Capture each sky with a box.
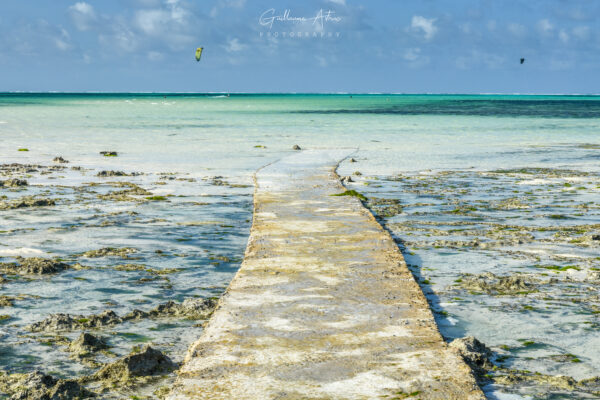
[0,0,599,93]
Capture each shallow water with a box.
[1,94,599,399]
[0,166,252,388]
[350,167,600,399]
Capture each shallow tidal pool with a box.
[0,158,253,398]
[345,161,600,400]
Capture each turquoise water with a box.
[1,94,599,399]
[2,94,599,174]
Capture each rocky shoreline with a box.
[0,156,251,399]
[347,163,600,399]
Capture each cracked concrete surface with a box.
[168,150,484,400]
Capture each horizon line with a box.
[1,91,600,96]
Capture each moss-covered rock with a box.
[0,197,55,210]
[114,264,183,275]
[97,184,152,202]
[494,197,530,210]
[27,310,121,333]
[494,370,578,390]
[96,170,127,177]
[0,179,28,188]
[0,257,70,275]
[1,371,95,400]
[456,272,537,295]
[79,247,137,258]
[450,336,494,378]
[68,332,109,355]
[91,346,176,385]
[27,298,217,332]
[123,298,217,321]
[367,197,403,217]
[52,157,69,164]
[0,296,13,306]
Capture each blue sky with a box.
[0,0,598,93]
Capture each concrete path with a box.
[169,150,484,400]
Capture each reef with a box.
[27,310,122,332]
[0,197,55,210]
[78,247,138,258]
[96,170,128,177]
[68,332,109,356]
[367,197,403,217]
[450,336,494,378]
[27,298,217,332]
[455,272,538,295]
[0,179,28,188]
[0,371,95,400]
[0,257,71,275]
[96,183,152,202]
[89,345,176,386]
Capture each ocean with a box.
[1,94,599,399]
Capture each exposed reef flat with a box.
[0,156,252,399]
[350,166,600,398]
[27,298,216,332]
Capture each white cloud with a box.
[99,18,138,53]
[328,0,346,5]
[8,20,74,55]
[54,28,71,51]
[70,2,94,16]
[68,2,96,31]
[559,29,569,43]
[537,19,553,35]
[224,38,246,53]
[147,51,164,61]
[410,16,437,40]
[402,47,429,67]
[79,0,198,57]
[135,9,170,35]
[134,2,187,36]
[54,40,69,50]
[403,47,420,62]
[132,0,192,50]
[166,0,187,24]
